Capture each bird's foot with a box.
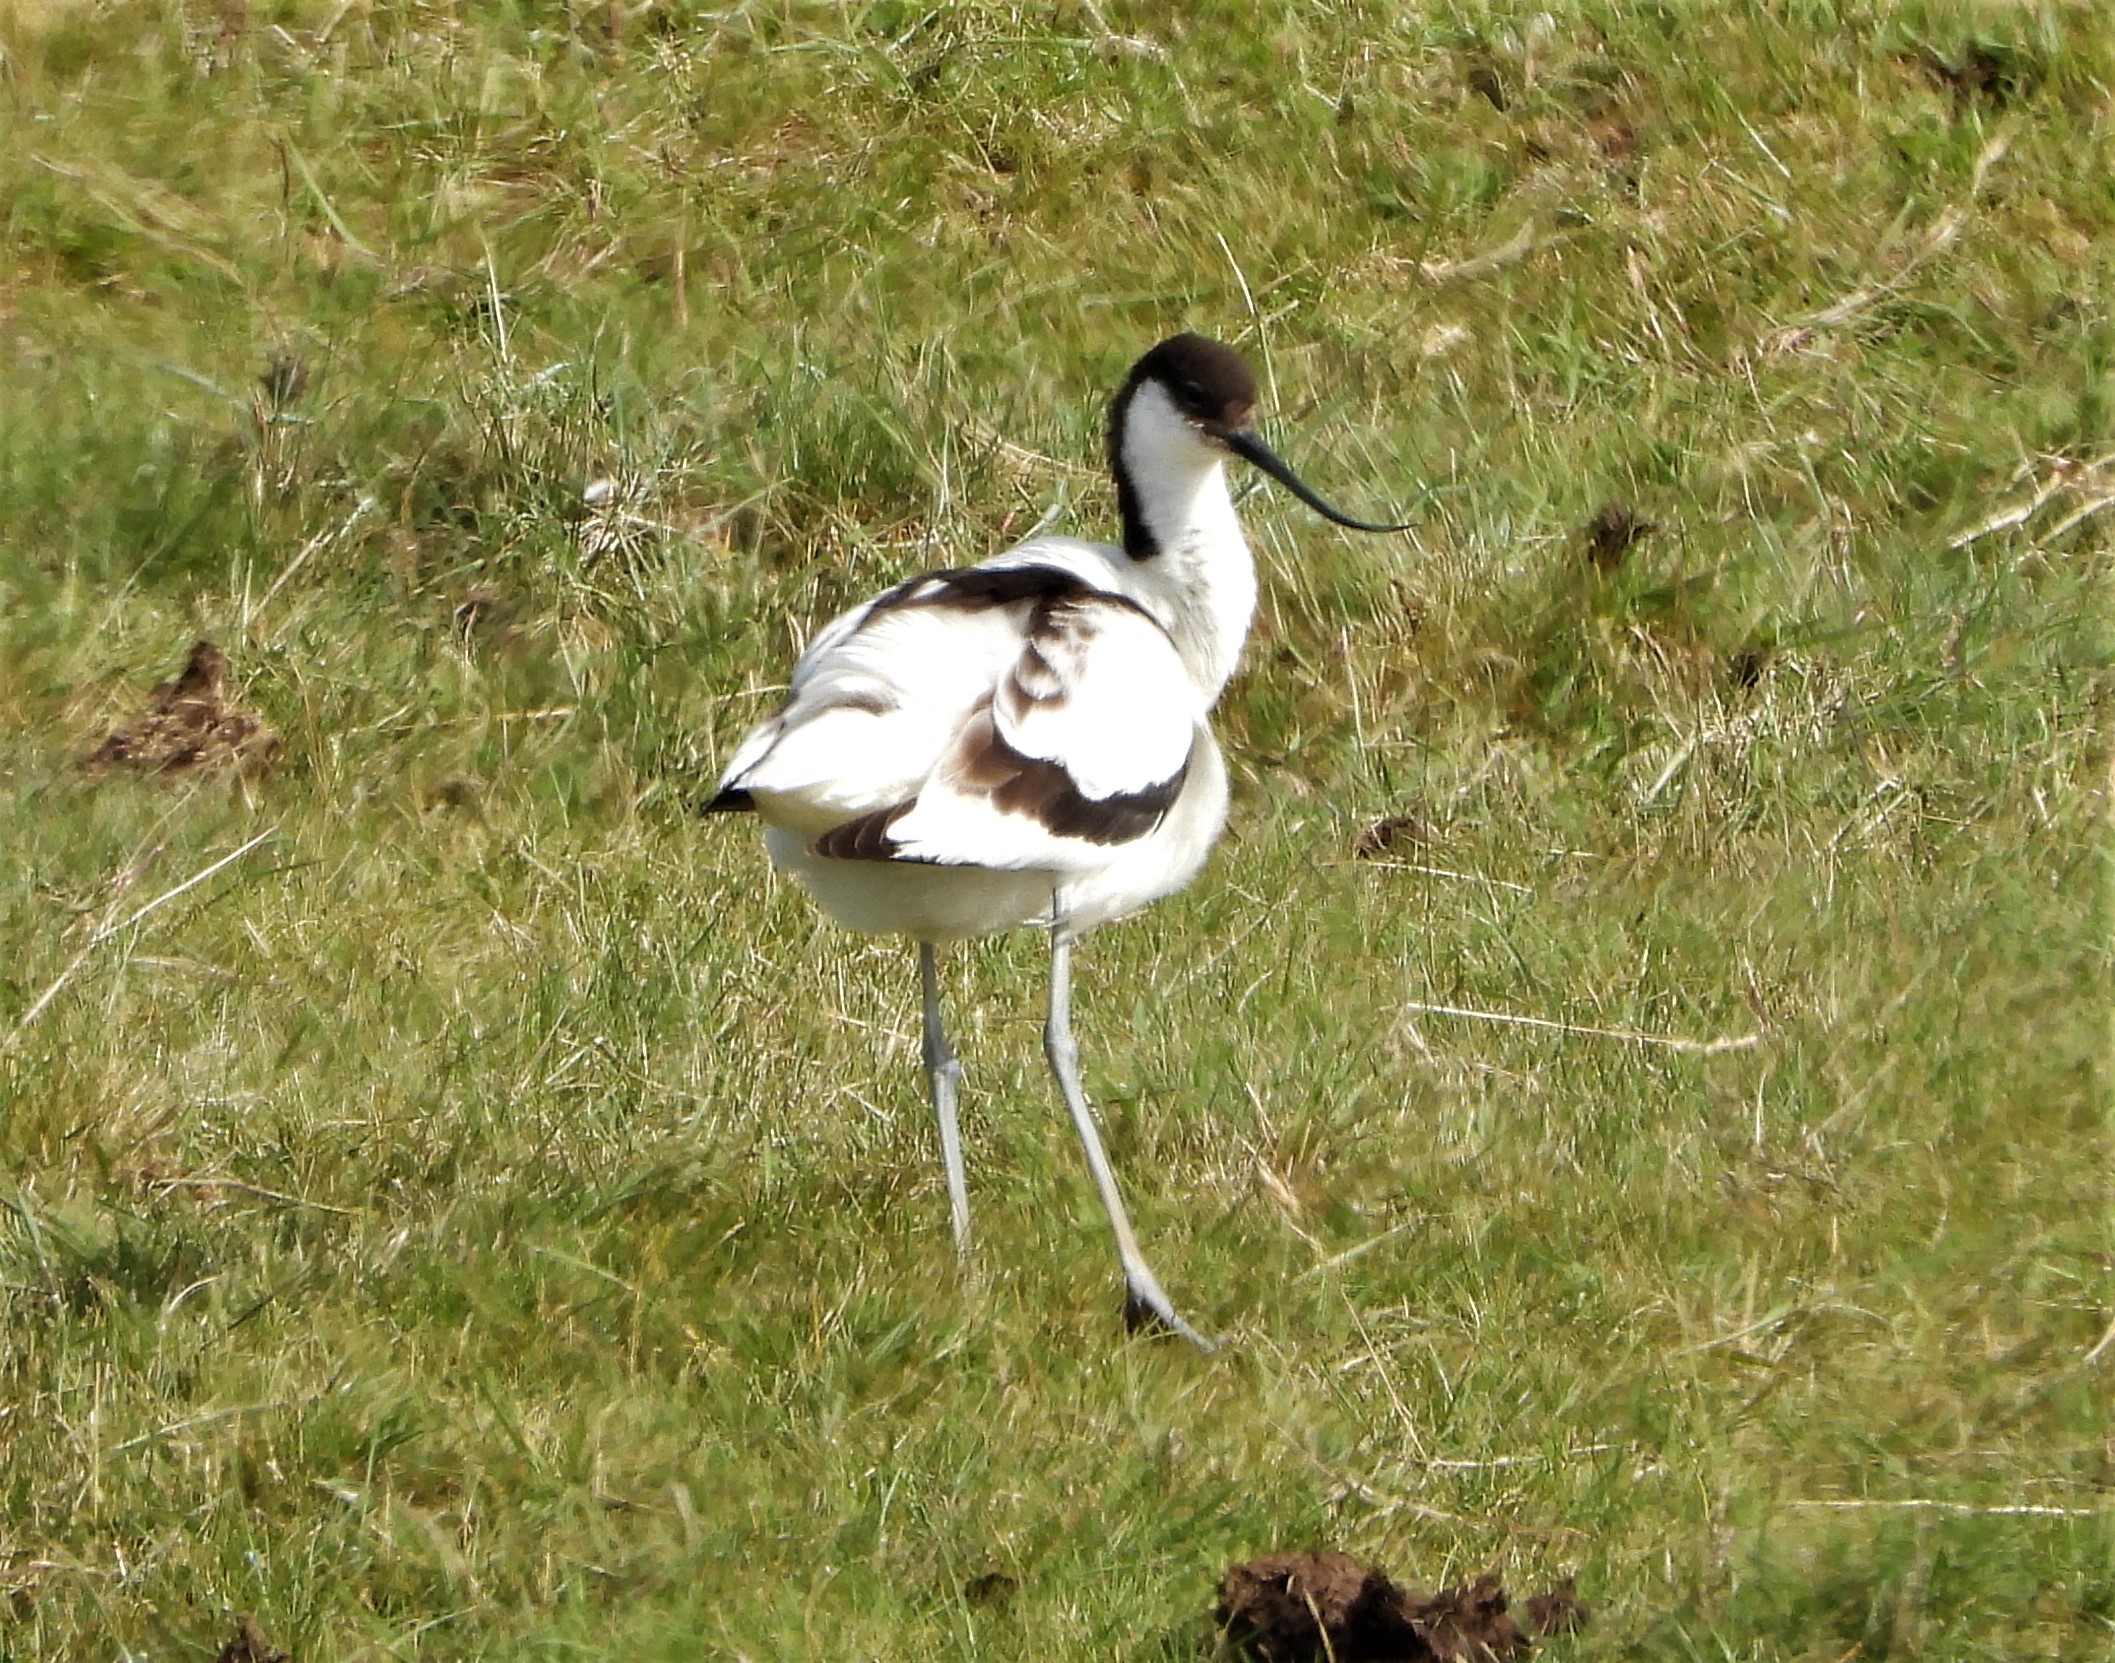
[1123,1279,1217,1352]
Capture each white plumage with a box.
[709,335,1407,1345]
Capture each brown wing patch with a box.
[811,800,915,860]
[995,592,1113,725]
[950,703,1188,846]
[808,703,1190,864]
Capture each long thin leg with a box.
[920,942,972,1257]
[1042,923,1213,1350]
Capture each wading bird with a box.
[706,335,1408,1346]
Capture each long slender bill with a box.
[1225,428,1415,534]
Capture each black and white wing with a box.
[714,558,1201,870]
[810,581,1200,871]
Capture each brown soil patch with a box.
[84,641,280,779]
[1725,643,1773,694]
[452,584,526,652]
[1582,502,1654,572]
[1216,1552,1586,1662]
[1911,42,2039,110]
[962,1570,1020,1606]
[216,1613,288,1663]
[1591,120,1638,164]
[1353,813,1430,860]
[453,584,508,636]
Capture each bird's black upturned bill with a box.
[1224,428,1415,534]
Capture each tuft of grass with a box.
[2,2,2110,1659]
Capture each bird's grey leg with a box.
[920,941,972,1258]
[1042,917,1213,1350]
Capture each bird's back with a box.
[712,534,1226,939]
[718,536,1170,838]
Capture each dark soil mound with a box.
[85,640,280,778]
[1217,1551,1587,1662]
[216,1613,288,1663]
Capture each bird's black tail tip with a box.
[699,786,755,815]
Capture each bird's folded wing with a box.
[715,596,1027,832]
[817,593,1199,870]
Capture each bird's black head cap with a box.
[1106,332,1413,559]
[1107,334,1259,558]
[1124,333,1258,431]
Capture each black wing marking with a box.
[809,700,1190,863]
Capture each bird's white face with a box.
[1117,378,1237,485]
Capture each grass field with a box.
[2,1,2111,1657]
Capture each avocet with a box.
[708,335,1407,1347]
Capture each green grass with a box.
[1,0,2110,1657]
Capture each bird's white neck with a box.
[1116,385,1259,705]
